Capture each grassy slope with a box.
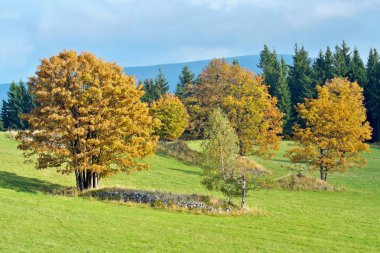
[0,134,379,252]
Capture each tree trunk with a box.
[320,167,327,182]
[241,175,246,210]
[75,170,99,191]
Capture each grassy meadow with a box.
[0,133,379,252]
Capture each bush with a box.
[276,174,339,191]
[157,140,202,165]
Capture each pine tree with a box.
[175,66,195,100]
[288,44,314,106]
[333,41,351,77]
[349,48,367,86]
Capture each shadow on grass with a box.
[0,171,67,194]
[166,167,201,176]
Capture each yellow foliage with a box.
[17,50,158,190]
[150,93,189,141]
[190,59,283,156]
[286,78,372,181]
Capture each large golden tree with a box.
[189,59,283,156]
[286,78,372,181]
[17,51,158,191]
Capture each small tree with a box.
[202,108,261,209]
[175,66,195,100]
[150,93,189,141]
[286,78,372,181]
[17,51,158,191]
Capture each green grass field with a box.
[0,133,379,252]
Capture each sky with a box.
[0,0,380,83]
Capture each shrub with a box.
[276,174,339,191]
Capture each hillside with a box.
[0,133,379,252]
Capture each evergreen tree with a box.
[175,66,195,100]
[312,50,326,86]
[349,48,367,86]
[258,45,280,96]
[288,44,314,106]
[0,81,34,130]
[141,78,156,104]
[141,68,169,104]
[324,46,335,81]
[155,68,169,96]
[366,49,380,142]
[333,41,351,77]
[275,57,292,135]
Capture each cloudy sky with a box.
[0,0,380,83]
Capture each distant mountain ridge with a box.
[0,54,293,104]
[124,54,293,91]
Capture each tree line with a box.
[3,41,380,143]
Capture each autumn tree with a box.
[17,51,158,191]
[190,59,283,156]
[150,93,189,141]
[286,78,371,181]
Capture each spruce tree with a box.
[288,44,314,106]
[324,46,335,81]
[366,49,380,142]
[0,81,33,130]
[275,57,292,135]
[175,66,195,100]
[333,41,351,77]
[258,45,280,96]
[141,68,169,104]
[312,50,326,86]
[141,78,156,104]
[349,48,367,86]
[155,68,169,96]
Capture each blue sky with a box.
[0,0,380,83]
